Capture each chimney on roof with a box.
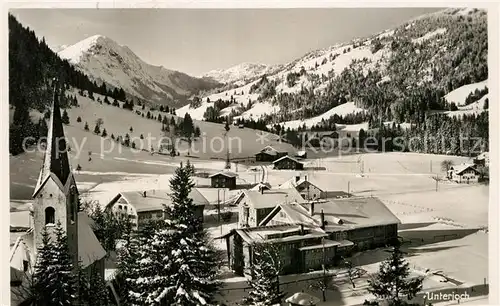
[320,209,325,230]
[309,201,315,216]
[304,175,307,181]
[260,186,264,194]
[295,175,300,182]
[299,224,304,235]
[143,191,147,197]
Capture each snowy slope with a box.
[202,62,282,85]
[277,102,366,130]
[58,35,220,106]
[176,8,486,129]
[444,80,488,106]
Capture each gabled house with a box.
[235,188,305,228]
[219,223,334,276]
[219,196,400,277]
[278,175,324,200]
[447,164,480,183]
[473,152,489,167]
[273,155,304,170]
[255,145,288,162]
[106,188,208,230]
[260,197,400,252]
[250,182,272,192]
[210,171,238,189]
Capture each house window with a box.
[23,260,29,272]
[45,207,55,225]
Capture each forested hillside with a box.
[8,14,129,155]
[182,8,489,155]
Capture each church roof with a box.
[10,212,107,276]
[33,81,72,197]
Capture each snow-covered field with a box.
[11,150,489,305]
[276,102,366,130]
[412,28,447,44]
[444,80,488,106]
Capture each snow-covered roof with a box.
[234,223,327,244]
[10,212,106,275]
[285,292,321,305]
[209,171,238,178]
[260,197,400,231]
[476,152,489,160]
[239,188,305,209]
[278,175,324,193]
[272,155,303,165]
[450,164,479,175]
[108,188,208,213]
[250,182,272,191]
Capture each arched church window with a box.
[45,207,55,225]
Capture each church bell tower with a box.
[32,79,79,268]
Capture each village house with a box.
[273,155,304,170]
[278,174,350,199]
[220,197,400,276]
[106,188,208,230]
[295,150,307,159]
[235,188,305,228]
[260,197,400,252]
[278,175,325,200]
[255,145,288,162]
[210,171,238,189]
[447,164,480,184]
[473,152,489,167]
[250,181,272,192]
[10,86,108,305]
[220,223,335,276]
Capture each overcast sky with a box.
[11,8,441,76]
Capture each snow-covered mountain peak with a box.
[57,35,220,106]
[202,62,280,84]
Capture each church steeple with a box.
[31,78,79,269]
[33,79,71,196]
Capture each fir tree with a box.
[61,109,70,125]
[79,263,111,306]
[94,124,101,135]
[165,161,200,234]
[76,116,82,123]
[126,224,177,305]
[364,241,423,306]
[242,243,285,305]
[101,128,108,138]
[129,126,133,133]
[159,162,221,305]
[33,222,78,306]
[84,122,89,131]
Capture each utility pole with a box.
[217,189,220,224]
[225,119,231,169]
[322,237,326,281]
